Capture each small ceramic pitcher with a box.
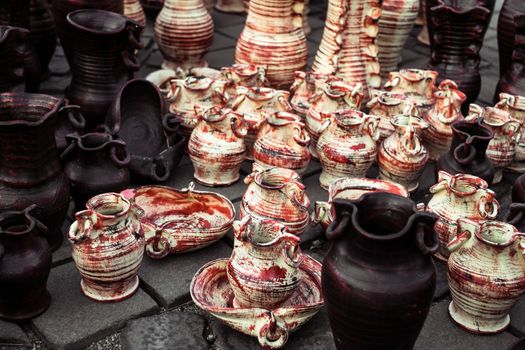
[69,193,145,302]
[448,218,525,334]
[496,93,525,172]
[289,71,337,118]
[384,69,438,114]
[220,64,267,99]
[227,216,303,309]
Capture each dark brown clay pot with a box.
[495,15,525,99]
[323,193,439,350]
[512,175,525,203]
[507,203,525,232]
[65,9,143,130]
[497,0,525,78]
[435,117,495,185]
[0,93,71,251]
[0,205,51,321]
[30,0,57,79]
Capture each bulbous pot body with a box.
[289,71,336,118]
[384,69,438,115]
[220,64,267,100]
[30,0,57,79]
[124,0,146,27]
[496,93,525,172]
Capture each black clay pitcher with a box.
[323,193,439,350]
[65,9,143,129]
[0,205,52,321]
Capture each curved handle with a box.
[24,204,49,235]
[365,116,380,140]
[281,235,303,268]
[231,114,248,138]
[151,157,171,182]
[212,86,229,105]
[60,138,78,161]
[448,229,472,253]
[121,51,140,71]
[402,102,419,117]
[162,113,181,134]
[310,201,330,227]
[326,211,350,241]
[59,105,86,130]
[453,142,476,165]
[232,215,252,241]
[277,95,293,112]
[415,221,439,255]
[477,194,499,219]
[289,188,310,211]
[69,211,95,243]
[504,120,522,142]
[167,84,181,103]
[257,312,288,349]
[110,143,131,167]
[289,71,305,93]
[293,125,310,146]
[400,127,422,155]
[145,226,170,259]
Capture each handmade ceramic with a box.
[448,218,525,334]
[384,69,438,114]
[290,72,336,118]
[0,205,51,321]
[0,93,71,251]
[496,93,525,172]
[513,174,525,203]
[220,64,267,99]
[317,110,379,189]
[422,80,466,160]
[378,114,429,192]
[240,167,310,236]
[497,0,525,79]
[69,193,144,302]
[324,193,438,349]
[425,171,499,260]
[188,107,247,186]
[29,0,57,79]
[215,0,245,13]
[253,112,310,174]
[124,0,146,27]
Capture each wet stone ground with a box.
[1,0,524,349]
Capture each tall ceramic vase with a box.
[30,0,57,79]
[496,15,525,99]
[124,0,146,27]
[154,0,214,72]
[496,93,525,172]
[497,0,525,79]
[235,0,308,89]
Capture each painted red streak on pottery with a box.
[260,266,287,281]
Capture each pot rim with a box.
[330,109,367,127]
[433,171,490,196]
[499,93,525,111]
[85,192,131,220]
[397,69,438,82]
[253,167,301,191]
[451,118,494,140]
[474,221,520,248]
[327,177,409,202]
[230,64,260,77]
[0,25,29,43]
[391,114,428,129]
[0,211,36,236]
[433,0,492,15]
[241,87,281,101]
[324,81,356,98]
[266,111,302,127]
[184,76,214,91]
[482,107,517,128]
[67,9,132,35]
[0,93,64,127]
[370,89,406,106]
[71,132,118,151]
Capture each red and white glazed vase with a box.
[235,0,307,89]
[69,193,145,302]
[227,216,303,309]
[496,93,525,172]
[425,171,499,261]
[448,218,525,334]
[306,80,364,158]
[253,112,311,174]
[422,80,466,160]
[317,110,379,190]
[378,114,429,192]
[188,107,247,186]
[154,0,214,72]
[384,68,438,114]
[290,72,337,118]
[240,167,310,236]
[220,64,267,100]
[124,0,146,27]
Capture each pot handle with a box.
[24,204,49,236]
[311,201,330,227]
[277,94,293,112]
[325,211,350,241]
[110,143,131,167]
[400,127,422,155]
[58,105,86,130]
[121,51,140,72]
[289,71,306,93]
[151,157,171,182]
[448,218,476,253]
[453,141,477,165]
[145,224,171,259]
[415,220,439,255]
[166,83,181,103]
[231,113,248,138]
[233,215,252,242]
[257,312,288,350]
[162,113,181,134]
[60,138,78,161]
[477,194,499,219]
[293,125,310,146]
[290,188,310,212]
[280,233,303,268]
[69,210,96,243]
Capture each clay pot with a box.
[0,92,71,251]
[155,0,213,72]
[378,114,429,192]
[497,0,525,78]
[30,0,57,79]
[240,167,310,236]
[508,203,525,231]
[62,132,131,210]
[496,93,525,172]
[323,193,438,350]
[253,112,310,174]
[235,0,307,89]
[0,205,51,321]
[69,192,144,302]
[448,218,525,334]
[228,216,303,309]
[124,0,146,27]
[384,68,438,114]
[220,64,268,100]
[215,0,245,13]
[425,171,499,261]
[422,80,466,160]
[513,174,525,203]
[188,107,247,186]
[317,110,379,190]
[290,72,337,118]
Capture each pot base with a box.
[448,301,510,334]
[0,291,51,322]
[80,276,139,302]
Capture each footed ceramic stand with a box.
[81,275,140,302]
[448,301,510,334]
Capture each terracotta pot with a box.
[215,0,245,13]
[496,93,525,172]
[0,205,51,321]
[317,110,379,190]
[188,107,247,186]
[69,192,144,302]
[124,0,146,27]
[65,10,143,129]
[253,112,310,174]
[425,171,499,261]
[240,167,310,236]
[290,72,337,119]
[306,80,364,158]
[384,68,438,114]
[312,0,382,98]
[0,93,71,251]
[235,0,307,89]
[448,218,525,334]
[62,132,131,210]
[421,80,466,160]
[228,216,303,309]
[324,193,438,349]
[30,0,57,79]
[497,0,525,78]
[378,114,429,192]
[155,0,213,72]
[220,64,268,99]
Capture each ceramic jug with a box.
[496,93,525,172]
[323,193,438,349]
[220,64,267,99]
[496,14,525,99]
[253,112,310,174]
[448,218,525,334]
[69,192,145,302]
[422,80,466,160]
[188,107,247,186]
[240,167,310,236]
[124,0,146,27]
[497,0,525,80]
[0,205,51,321]
[290,72,337,118]
[227,216,303,309]
[425,171,499,260]
[384,68,438,114]
[317,110,379,189]
[29,0,57,79]
[378,114,429,192]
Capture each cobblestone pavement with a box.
[2,0,524,349]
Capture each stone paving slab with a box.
[0,321,29,348]
[510,296,525,337]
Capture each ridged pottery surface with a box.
[253,112,310,174]
[306,80,364,158]
[69,193,145,302]
[29,0,57,78]
[220,64,268,99]
[240,167,310,236]
[377,0,419,81]
[425,171,499,261]
[447,219,525,334]
[235,0,308,89]
[422,80,466,160]
[188,107,247,186]
[312,0,382,98]
[384,68,438,114]
[497,0,525,77]
[496,93,525,172]
[290,72,338,118]
[317,110,379,190]
[124,0,146,27]
[378,114,429,192]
